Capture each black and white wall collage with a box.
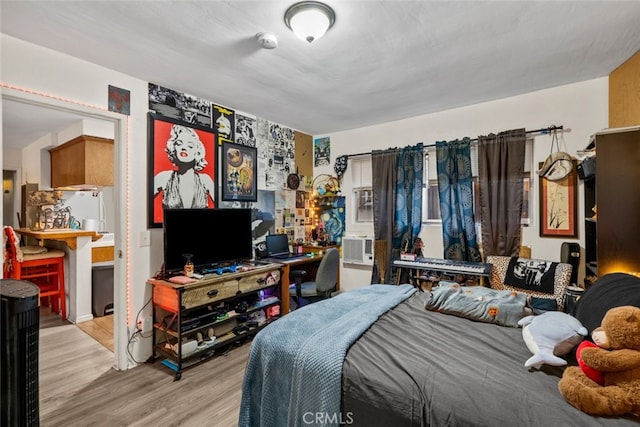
[148,83,306,246]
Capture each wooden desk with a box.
[16,228,103,323]
[300,244,340,255]
[265,252,340,314]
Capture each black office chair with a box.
[290,248,340,309]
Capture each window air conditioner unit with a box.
[342,236,374,266]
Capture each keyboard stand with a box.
[393,257,492,288]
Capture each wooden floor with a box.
[76,313,114,352]
[39,308,249,426]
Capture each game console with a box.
[200,264,239,276]
[216,264,238,275]
[232,325,249,335]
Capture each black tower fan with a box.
[1,280,40,426]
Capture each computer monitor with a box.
[265,234,290,257]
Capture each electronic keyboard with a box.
[393,257,492,277]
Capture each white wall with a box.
[3,147,21,171]
[315,78,609,290]
[1,34,151,368]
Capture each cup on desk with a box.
[82,219,101,231]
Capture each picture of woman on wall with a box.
[148,113,216,227]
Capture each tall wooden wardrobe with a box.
[586,127,640,280]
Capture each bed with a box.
[239,283,640,427]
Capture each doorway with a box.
[2,170,17,226]
[1,87,128,370]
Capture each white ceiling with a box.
[2,1,640,149]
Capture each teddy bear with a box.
[558,305,640,417]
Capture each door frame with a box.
[1,85,129,370]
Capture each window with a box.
[350,156,373,223]
[422,139,533,224]
[349,139,533,225]
[422,180,441,221]
[354,188,373,222]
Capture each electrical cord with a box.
[126,296,154,364]
[134,296,153,333]
[154,263,166,280]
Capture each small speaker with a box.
[577,156,596,180]
[561,242,580,285]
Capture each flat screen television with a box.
[163,208,253,275]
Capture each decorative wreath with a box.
[312,174,341,196]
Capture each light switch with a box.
[139,230,151,247]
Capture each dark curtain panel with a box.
[436,138,481,262]
[371,149,397,284]
[477,128,526,257]
[371,145,424,283]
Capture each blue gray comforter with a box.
[238,284,416,427]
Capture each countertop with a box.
[91,232,114,248]
[16,228,103,250]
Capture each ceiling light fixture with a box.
[284,1,336,43]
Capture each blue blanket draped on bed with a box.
[238,284,416,427]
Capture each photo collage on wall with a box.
[235,112,257,147]
[268,122,296,191]
[149,83,212,127]
[213,104,235,144]
[274,189,313,244]
[147,83,306,249]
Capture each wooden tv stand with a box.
[148,261,282,380]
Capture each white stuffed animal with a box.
[518,311,588,369]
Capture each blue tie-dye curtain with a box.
[435,138,481,262]
[394,144,424,251]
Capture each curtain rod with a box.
[345,125,564,159]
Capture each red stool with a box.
[3,226,67,320]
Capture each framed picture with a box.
[539,162,577,238]
[222,141,258,202]
[147,112,217,228]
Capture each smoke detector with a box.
[256,32,278,49]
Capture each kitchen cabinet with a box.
[50,135,114,188]
[91,246,114,263]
